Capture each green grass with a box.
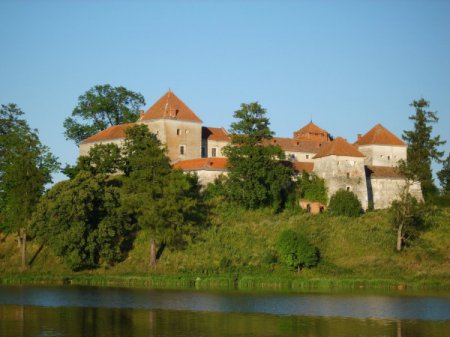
[1,206,449,291]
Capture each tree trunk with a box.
[149,238,157,268]
[396,224,403,252]
[21,228,27,270]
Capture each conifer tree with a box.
[223,102,293,211]
[402,99,445,198]
[0,104,59,269]
[437,154,450,197]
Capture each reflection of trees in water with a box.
[0,306,448,337]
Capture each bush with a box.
[328,189,362,217]
[276,230,319,272]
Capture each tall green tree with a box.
[64,84,145,144]
[121,125,203,267]
[30,171,134,270]
[402,99,446,198]
[437,153,450,197]
[222,102,293,211]
[0,104,59,269]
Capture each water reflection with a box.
[0,285,449,320]
[1,305,449,337]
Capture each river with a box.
[0,285,449,336]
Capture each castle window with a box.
[306,154,310,159]
[387,155,391,160]
[185,129,189,134]
[180,145,185,155]
[346,186,351,192]
[346,172,350,179]
[211,147,217,157]
[177,129,181,135]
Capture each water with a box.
[0,285,449,337]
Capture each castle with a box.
[79,90,423,210]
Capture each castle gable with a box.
[202,127,230,142]
[81,123,135,144]
[313,137,365,159]
[355,124,405,146]
[140,90,202,123]
[294,121,331,142]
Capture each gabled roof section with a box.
[202,127,230,142]
[294,121,331,142]
[140,90,202,123]
[313,137,365,159]
[365,166,404,179]
[173,158,228,171]
[265,137,327,153]
[81,123,135,144]
[355,124,405,146]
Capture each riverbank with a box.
[1,273,449,293]
[1,207,449,292]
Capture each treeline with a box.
[1,85,449,273]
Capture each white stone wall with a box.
[285,151,316,162]
[313,155,369,209]
[369,178,423,209]
[203,139,229,158]
[79,138,124,157]
[192,170,228,186]
[357,145,407,167]
[141,119,202,162]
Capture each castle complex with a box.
[80,91,422,210]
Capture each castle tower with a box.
[354,124,406,167]
[293,121,331,142]
[313,137,368,209]
[138,90,203,162]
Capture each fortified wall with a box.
[79,90,423,210]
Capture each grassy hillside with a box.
[1,206,449,289]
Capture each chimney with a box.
[138,110,145,120]
[357,134,362,141]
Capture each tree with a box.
[276,230,319,272]
[437,154,450,197]
[63,84,145,144]
[30,171,135,270]
[0,104,59,269]
[121,124,204,267]
[297,172,327,204]
[402,99,446,198]
[222,102,293,211]
[389,187,424,252]
[328,189,362,217]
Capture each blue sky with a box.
[1,0,449,184]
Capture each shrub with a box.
[328,189,362,217]
[276,230,319,272]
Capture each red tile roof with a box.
[313,137,365,159]
[291,161,314,173]
[140,90,202,123]
[202,127,230,142]
[365,165,404,178]
[173,158,228,171]
[355,124,405,146]
[294,121,331,142]
[81,123,135,144]
[264,137,327,153]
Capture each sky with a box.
[1,0,449,184]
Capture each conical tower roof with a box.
[313,137,365,159]
[355,124,405,146]
[140,90,202,123]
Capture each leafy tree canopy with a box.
[64,84,145,144]
[223,102,293,211]
[30,171,135,270]
[328,189,362,217]
[297,172,327,204]
[402,99,446,198]
[276,230,319,272]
